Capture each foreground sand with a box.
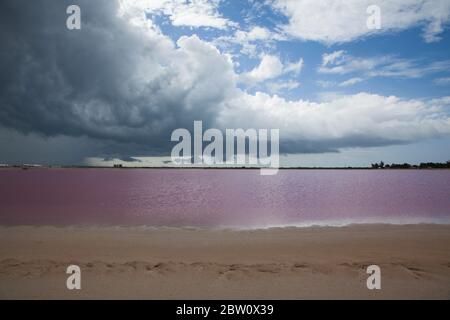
[0,224,449,299]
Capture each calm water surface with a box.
[0,169,449,228]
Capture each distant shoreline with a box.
[1,221,450,231]
[1,166,450,170]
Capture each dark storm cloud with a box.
[0,0,235,158]
[279,136,408,154]
[0,126,101,165]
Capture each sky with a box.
[0,0,450,167]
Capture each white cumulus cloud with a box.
[119,0,236,30]
[271,0,450,44]
[219,91,450,152]
[240,55,303,85]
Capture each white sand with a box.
[0,224,449,299]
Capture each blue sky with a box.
[151,0,450,101]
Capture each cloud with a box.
[271,0,450,44]
[434,77,450,86]
[213,26,285,58]
[284,59,304,75]
[1,0,450,162]
[339,77,365,87]
[319,50,450,79]
[369,60,450,78]
[267,81,301,94]
[319,51,385,75]
[219,91,450,153]
[0,0,236,155]
[240,55,303,85]
[0,126,105,165]
[118,0,236,30]
[240,55,283,84]
[322,50,346,66]
[316,80,336,89]
[236,26,274,42]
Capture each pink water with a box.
[0,169,449,228]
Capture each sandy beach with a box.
[0,224,449,300]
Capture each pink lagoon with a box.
[1,168,449,228]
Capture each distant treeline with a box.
[371,161,450,169]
